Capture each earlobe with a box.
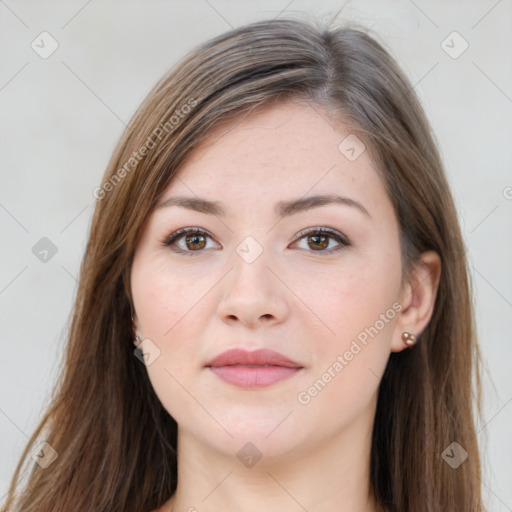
[391,250,442,352]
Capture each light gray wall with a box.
[1,1,511,509]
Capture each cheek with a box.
[294,249,401,341]
[131,260,213,422]
[131,253,215,339]
[294,269,399,426]
[130,253,228,381]
[292,243,402,398]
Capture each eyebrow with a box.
[156,193,370,219]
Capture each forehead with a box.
[158,99,389,218]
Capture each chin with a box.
[179,407,309,463]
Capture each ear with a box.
[391,250,442,353]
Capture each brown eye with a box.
[293,227,350,254]
[307,234,329,251]
[163,228,219,254]
[185,233,207,250]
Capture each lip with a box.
[206,348,301,368]
[205,348,303,389]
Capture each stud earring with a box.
[402,331,417,347]
[131,313,141,347]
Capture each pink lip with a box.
[205,348,303,389]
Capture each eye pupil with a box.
[308,235,328,250]
[186,234,206,250]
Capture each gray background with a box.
[1,0,511,509]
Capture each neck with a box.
[164,399,382,512]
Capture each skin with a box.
[131,98,441,512]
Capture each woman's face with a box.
[131,99,407,461]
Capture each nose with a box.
[216,247,290,329]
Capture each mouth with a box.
[205,348,303,389]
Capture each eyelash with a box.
[162,227,351,256]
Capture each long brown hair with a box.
[2,17,484,512]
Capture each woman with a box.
[2,17,485,512]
